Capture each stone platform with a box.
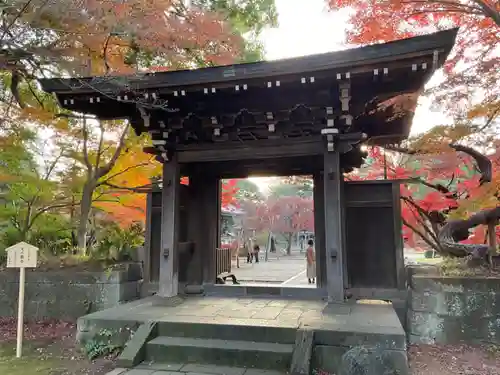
[78,295,408,374]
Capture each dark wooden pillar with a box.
[143,191,153,283]
[340,178,349,287]
[313,172,326,288]
[392,183,406,290]
[200,175,221,284]
[323,151,345,302]
[159,157,180,297]
[185,171,204,286]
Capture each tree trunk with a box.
[76,182,94,254]
[488,220,497,266]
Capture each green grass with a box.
[0,342,66,375]
[415,257,442,264]
[406,252,443,265]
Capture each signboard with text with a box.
[6,242,38,268]
[5,241,39,358]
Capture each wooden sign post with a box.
[6,241,38,358]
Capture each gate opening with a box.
[218,176,316,288]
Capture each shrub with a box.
[30,214,74,256]
[440,257,477,276]
[0,226,25,265]
[424,249,435,259]
[92,222,144,262]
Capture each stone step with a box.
[157,321,296,344]
[145,336,294,370]
[135,361,287,375]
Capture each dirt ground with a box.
[2,318,500,374]
[409,344,500,375]
[0,318,115,375]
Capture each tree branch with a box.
[10,71,25,108]
[402,217,441,252]
[402,0,484,13]
[25,77,45,108]
[103,182,154,193]
[402,196,442,245]
[97,161,152,187]
[0,0,34,44]
[478,105,500,132]
[81,117,93,172]
[471,0,500,26]
[96,123,130,179]
[450,143,492,184]
[27,201,79,233]
[43,148,64,180]
[95,121,105,169]
[102,34,112,74]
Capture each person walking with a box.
[246,239,253,263]
[253,244,260,263]
[306,239,316,284]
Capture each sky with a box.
[258,0,451,135]
[249,0,452,191]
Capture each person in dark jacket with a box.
[253,244,260,263]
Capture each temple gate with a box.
[40,28,457,303]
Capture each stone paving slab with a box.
[106,369,128,375]
[80,296,404,334]
[125,369,156,375]
[79,295,406,358]
[94,297,406,375]
[231,254,307,284]
[115,363,286,375]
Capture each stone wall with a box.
[408,272,500,344]
[0,263,143,320]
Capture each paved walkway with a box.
[230,252,313,286]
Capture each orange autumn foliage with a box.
[8,0,243,76]
[97,193,147,226]
[99,178,239,227]
[327,0,499,116]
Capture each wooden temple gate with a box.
[40,28,457,302]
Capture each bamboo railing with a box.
[216,247,232,275]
